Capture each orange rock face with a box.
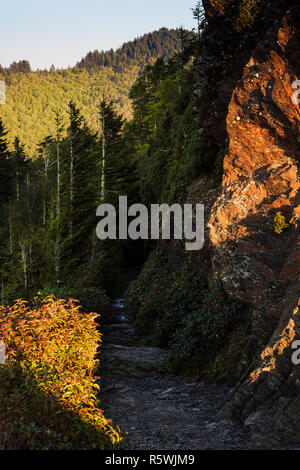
[163,1,300,444]
[209,11,300,314]
[206,5,300,443]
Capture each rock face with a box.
[162,0,300,446]
[201,1,300,445]
[152,0,300,446]
[209,6,300,328]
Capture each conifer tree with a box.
[98,99,138,205]
[191,1,206,38]
[53,111,64,288]
[12,137,27,203]
[65,101,98,274]
[0,119,12,210]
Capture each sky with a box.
[0,0,197,70]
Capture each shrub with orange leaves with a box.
[0,296,122,449]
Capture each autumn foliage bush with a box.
[0,296,121,449]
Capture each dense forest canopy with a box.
[0,24,201,305]
[76,28,185,69]
[0,60,32,74]
[0,28,193,156]
[1,0,300,450]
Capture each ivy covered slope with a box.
[125,249,250,381]
[0,28,185,155]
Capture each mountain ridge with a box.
[76,28,185,70]
[0,28,187,155]
[1,28,185,73]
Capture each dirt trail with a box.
[98,300,257,450]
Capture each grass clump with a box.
[0,296,121,449]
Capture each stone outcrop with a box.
[161,0,300,446]
[201,0,300,445]
[209,5,300,329]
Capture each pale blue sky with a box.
[1,0,197,70]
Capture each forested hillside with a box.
[76,28,183,69]
[0,14,202,448]
[0,25,198,306]
[0,28,187,155]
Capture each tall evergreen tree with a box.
[0,119,13,210]
[65,101,98,274]
[191,1,206,38]
[99,99,124,203]
[53,111,65,288]
[98,99,138,206]
[12,137,27,203]
[0,120,14,303]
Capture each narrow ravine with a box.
[98,299,258,450]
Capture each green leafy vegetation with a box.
[234,0,259,32]
[125,249,246,377]
[126,32,220,206]
[37,286,112,324]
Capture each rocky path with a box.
[98,300,256,450]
